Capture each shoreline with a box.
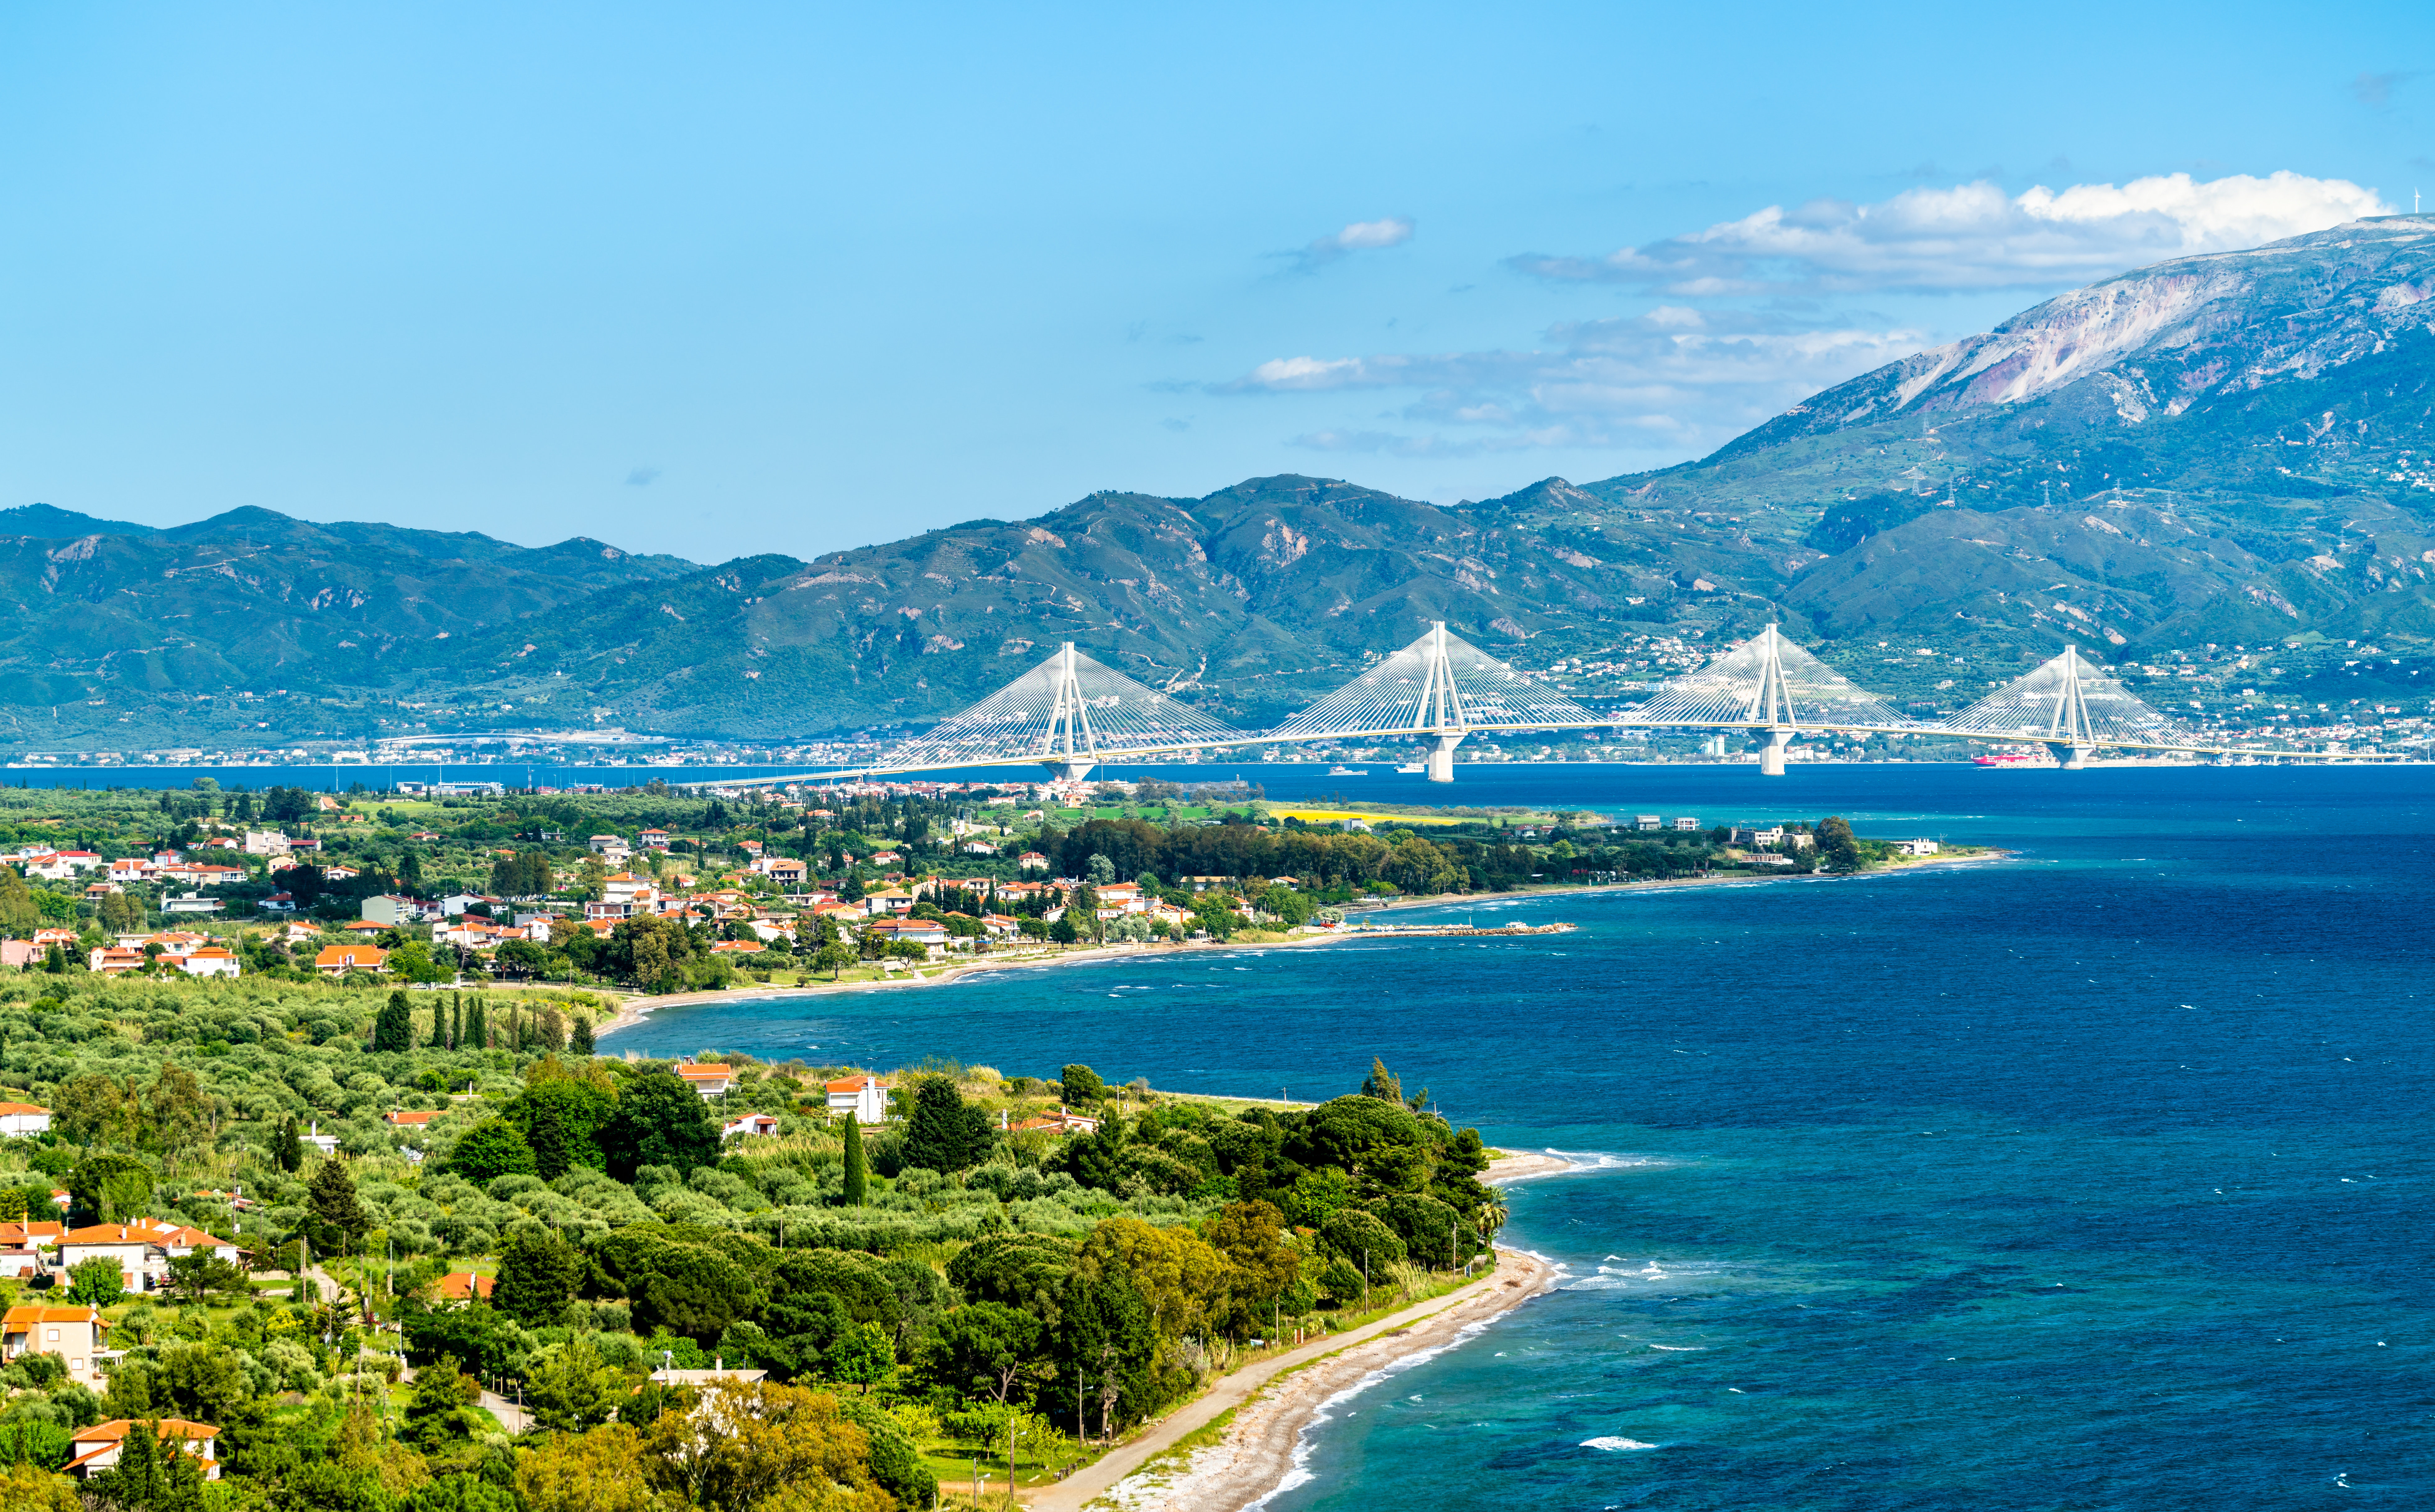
[1050,1151,1585,1511]
[1030,1247,1559,1512]
[594,850,2007,1042]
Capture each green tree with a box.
[372,990,416,1053]
[568,1012,595,1055]
[144,1064,211,1163]
[403,1356,484,1452]
[273,1115,305,1174]
[1056,1268,1159,1443]
[1817,815,1863,871]
[444,1118,537,1184]
[840,1116,867,1207]
[525,1335,630,1433]
[494,1227,586,1326]
[920,1301,1043,1408]
[390,941,446,984]
[305,1157,370,1256]
[465,997,489,1050]
[1358,1057,1402,1105]
[822,1321,895,1394]
[1060,1064,1105,1108]
[54,1075,140,1147]
[67,1254,125,1307]
[0,865,40,935]
[597,1069,721,1181]
[509,1078,615,1181]
[901,1078,993,1174]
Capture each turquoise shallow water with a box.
[615,765,2434,1510]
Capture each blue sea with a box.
[603,762,2431,1509]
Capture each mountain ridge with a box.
[7,218,2433,749]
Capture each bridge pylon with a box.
[1041,642,1098,782]
[1943,642,2189,765]
[1269,620,1597,783]
[1749,624,1799,777]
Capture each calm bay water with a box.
[602,763,2428,1508]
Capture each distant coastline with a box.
[593,850,2009,1042]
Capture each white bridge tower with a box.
[1417,622,1469,781]
[1041,642,1098,782]
[1747,624,1799,776]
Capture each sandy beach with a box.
[1027,1248,1558,1512]
[594,851,2005,1041]
[1024,1150,1584,1511]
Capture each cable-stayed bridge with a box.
[698,623,2367,790]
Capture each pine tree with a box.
[841,1114,868,1207]
[569,1012,595,1056]
[371,991,414,1053]
[306,1156,369,1256]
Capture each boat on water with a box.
[1395,762,1427,774]
[1973,748,2059,769]
[1328,764,1368,776]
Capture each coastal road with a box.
[1024,1248,1552,1512]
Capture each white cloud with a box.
[1223,307,1927,456]
[1510,171,2394,294]
[1286,216,1416,272]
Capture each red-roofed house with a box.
[384,1110,444,1127]
[438,1271,495,1302]
[675,1063,737,1099]
[66,1419,222,1480]
[315,945,389,977]
[721,1112,780,1138]
[825,1074,890,1124]
[2,1303,110,1386]
[0,1101,50,1137]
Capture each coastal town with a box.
[0,779,1954,995]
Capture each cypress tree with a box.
[467,997,488,1050]
[371,990,414,1054]
[275,1115,304,1173]
[841,1114,868,1207]
[569,1012,595,1056]
[450,998,462,1051]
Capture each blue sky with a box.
[2,2,2429,563]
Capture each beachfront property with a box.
[1670,816,1700,831]
[0,1101,51,1136]
[825,1074,890,1124]
[1896,838,1941,855]
[2,1304,111,1387]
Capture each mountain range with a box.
[8,215,2434,751]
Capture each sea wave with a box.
[1581,1436,1660,1451]
[1245,1311,1510,1509]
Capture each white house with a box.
[722,1112,780,1139]
[301,1120,341,1156]
[242,830,292,857]
[0,1101,51,1137]
[675,1063,737,1100]
[825,1074,890,1124]
[57,1225,156,1291]
[1670,816,1701,831]
[1897,838,1941,856]
[176,947,242,979]
[65,1419,222,1481]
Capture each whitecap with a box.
[1581,1436,1659,1451]
[1648,1344,1706,1351]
